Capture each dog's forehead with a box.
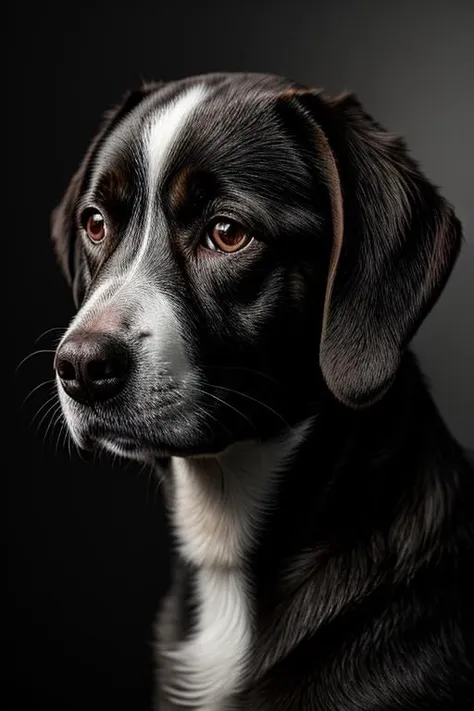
[138,72,299,137]
[94,77,305,188]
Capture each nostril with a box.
[86,353,129,383]
[87,359,111,381]
[56,358,77,381]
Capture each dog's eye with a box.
[84,211,106,243]
[203,219,252,253]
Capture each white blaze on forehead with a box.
[147,84,207,186]
[123,84,207,284]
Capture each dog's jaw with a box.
[156,419,312,710]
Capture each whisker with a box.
[66,427,73,461]
[210,383,292,431]
[75,442,88,464]
[31,393,59,427]
[193,385,255,429]
[57,418,70,458]
[49,411,66,454]
[15,349,56,374]
[193,401,233,439]
[41,405,63,452]
[35,400,61,435]
[21,379,55,409]
[61,417,72,461]
[33,326,66,347]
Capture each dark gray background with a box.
[9,1,473,708]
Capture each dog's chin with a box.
[60,400,236,462]
[98,437,166,462]
[95,432,231,463]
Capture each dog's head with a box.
[51,73,462,460]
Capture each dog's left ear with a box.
[288,90,462,408]
[51,83,161,306]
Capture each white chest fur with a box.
[159,422,311,710]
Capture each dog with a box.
[51,73,473,710]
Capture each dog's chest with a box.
[157,428,309,709]
[159,564,250,711]
[158,452,260,709]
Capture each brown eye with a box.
[85,212,106,243]
[204,219,252,253]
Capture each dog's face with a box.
[51,73,461,461]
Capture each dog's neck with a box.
[168,419,313,569]
[165,353,464,580]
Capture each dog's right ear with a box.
[51,84,161,306]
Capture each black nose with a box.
[55,333,130,404]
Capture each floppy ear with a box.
[51,83,161,306]
[290,91,462,407]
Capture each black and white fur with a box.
[51,73,474,710]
